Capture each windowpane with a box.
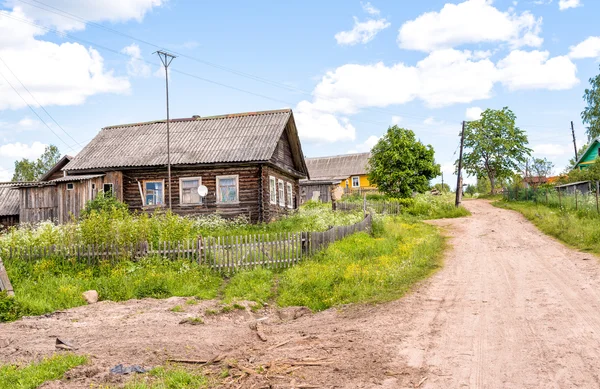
[145,181,163,206]
[269,177,276,204]
[278,180,285,206]
[352,176,360,187]
[218,176,238,203]
[181,178,201,205]
[286,183,293,208]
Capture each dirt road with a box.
[3,200,600,388]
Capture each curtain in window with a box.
[219,178,237,203]
[182,179,201,204]
[145,182,163,205]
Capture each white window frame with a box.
[103,183,114,196]
[179,177,203,206]
[351,176,360,188]
[278,179,285,207]
[216,175,239,204]
[66,183,74,191]
[269,176,277,204]
[143,180,164,206]
[286,182,293,209]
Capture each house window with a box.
[103,183,114,196]
[352,176,360,188]
[66,183,74,191]
[180,177,202,205]
[144,181,164,206]
[91,183,96,190]
[278,179,285,207]
[286,182,293,209]
[216,175,238,204]
[269,176,277,204]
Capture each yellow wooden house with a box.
[299,153,376,202]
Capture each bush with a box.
[0,291,28,322]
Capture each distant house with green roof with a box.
[574,138,600,170]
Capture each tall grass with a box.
[0,202,364,252]
[495,200,600,253]
[0,354,88,389]
[1,258,222,321]
[277,216,444,310]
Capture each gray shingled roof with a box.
[65,109,297,171]
[304,153,371,182]
[0,186,19,216]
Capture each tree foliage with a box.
[582,65,600,140]
[368,126,440,198]
[529,158,554,179]
[433,183,450,193]
[565,143,588,172]
[12,145,61,182]
[461,107,531,194]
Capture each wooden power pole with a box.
[455,121,466,207]
[571,121,578,161]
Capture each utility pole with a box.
[441,173,444,192]
[571,121,578,162]
[155,50,176,210]
[455,121,466,207]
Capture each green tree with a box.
[433,183,450,193]
[465,184,477,196]
[461,107,531,194]
[368,126,441,198]
[565,143,588,171]
[475,177,491,194]
[12,145,61,182]
[582,65,600,140]
[528,157,554,181]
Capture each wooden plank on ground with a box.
[0,256,14,296]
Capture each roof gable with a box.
[575,138,600,167]
[305,153,370,181]
[39,155,72,181]
[64,109,307,173]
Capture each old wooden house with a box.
[300,153,375,203]
[10,109,309,224]
[0,184,19,229]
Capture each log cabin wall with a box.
[261,165,299,223]
[121,165,262,222]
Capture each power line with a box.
[0,66,73,151]
[0,54,83,148]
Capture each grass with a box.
[495,200,600,254]
[122,365,210,389]
[0,354,88,389]
[1,257,222,322]
[277,215,445,310]
[223,268,274,304]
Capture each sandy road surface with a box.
[2,200,600,388]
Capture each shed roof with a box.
[64,109,307,175]
[555,180,590,188]
[304,153,370,182]
[39,155,73,181]
[0,186,19,216]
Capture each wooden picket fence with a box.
[1,214,372,273]
[0,256,14,296]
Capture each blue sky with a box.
[0,0,599,188]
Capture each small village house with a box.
[573,138,600,170]
[300,153,376,203]
[0,184,19,230]
[6,109,309,224]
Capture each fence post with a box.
[197,236,203,265]
[558,189,562,208]
[575,189,578,211]
[597,181,599,214]
[545,189,548,205]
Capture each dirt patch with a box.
[5,201,600,388]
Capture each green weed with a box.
[0,354,87,389]
[223,268,274,304]
[277,216,444,311]
[123,365,209,388]
[170,305,184,313]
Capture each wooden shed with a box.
[0,184,19,230]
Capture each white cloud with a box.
[0,7,133,110]
[423,117,444,125]
[0,166,11,181]
[466,107,483,120]
[361,2,380,15]
[569,36,600,59]
[4,0,165,32]
[335,17,391,46]
[122,43,152,77]
[559,0,581,10]
[294,100,356,143]
[391,115,402,125]
[533,143,572,156]
[397,0,543,52]
[348,135,380,153]
[497,50,578,91]
[0,141,47,159]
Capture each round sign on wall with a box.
[197,185,208,197]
